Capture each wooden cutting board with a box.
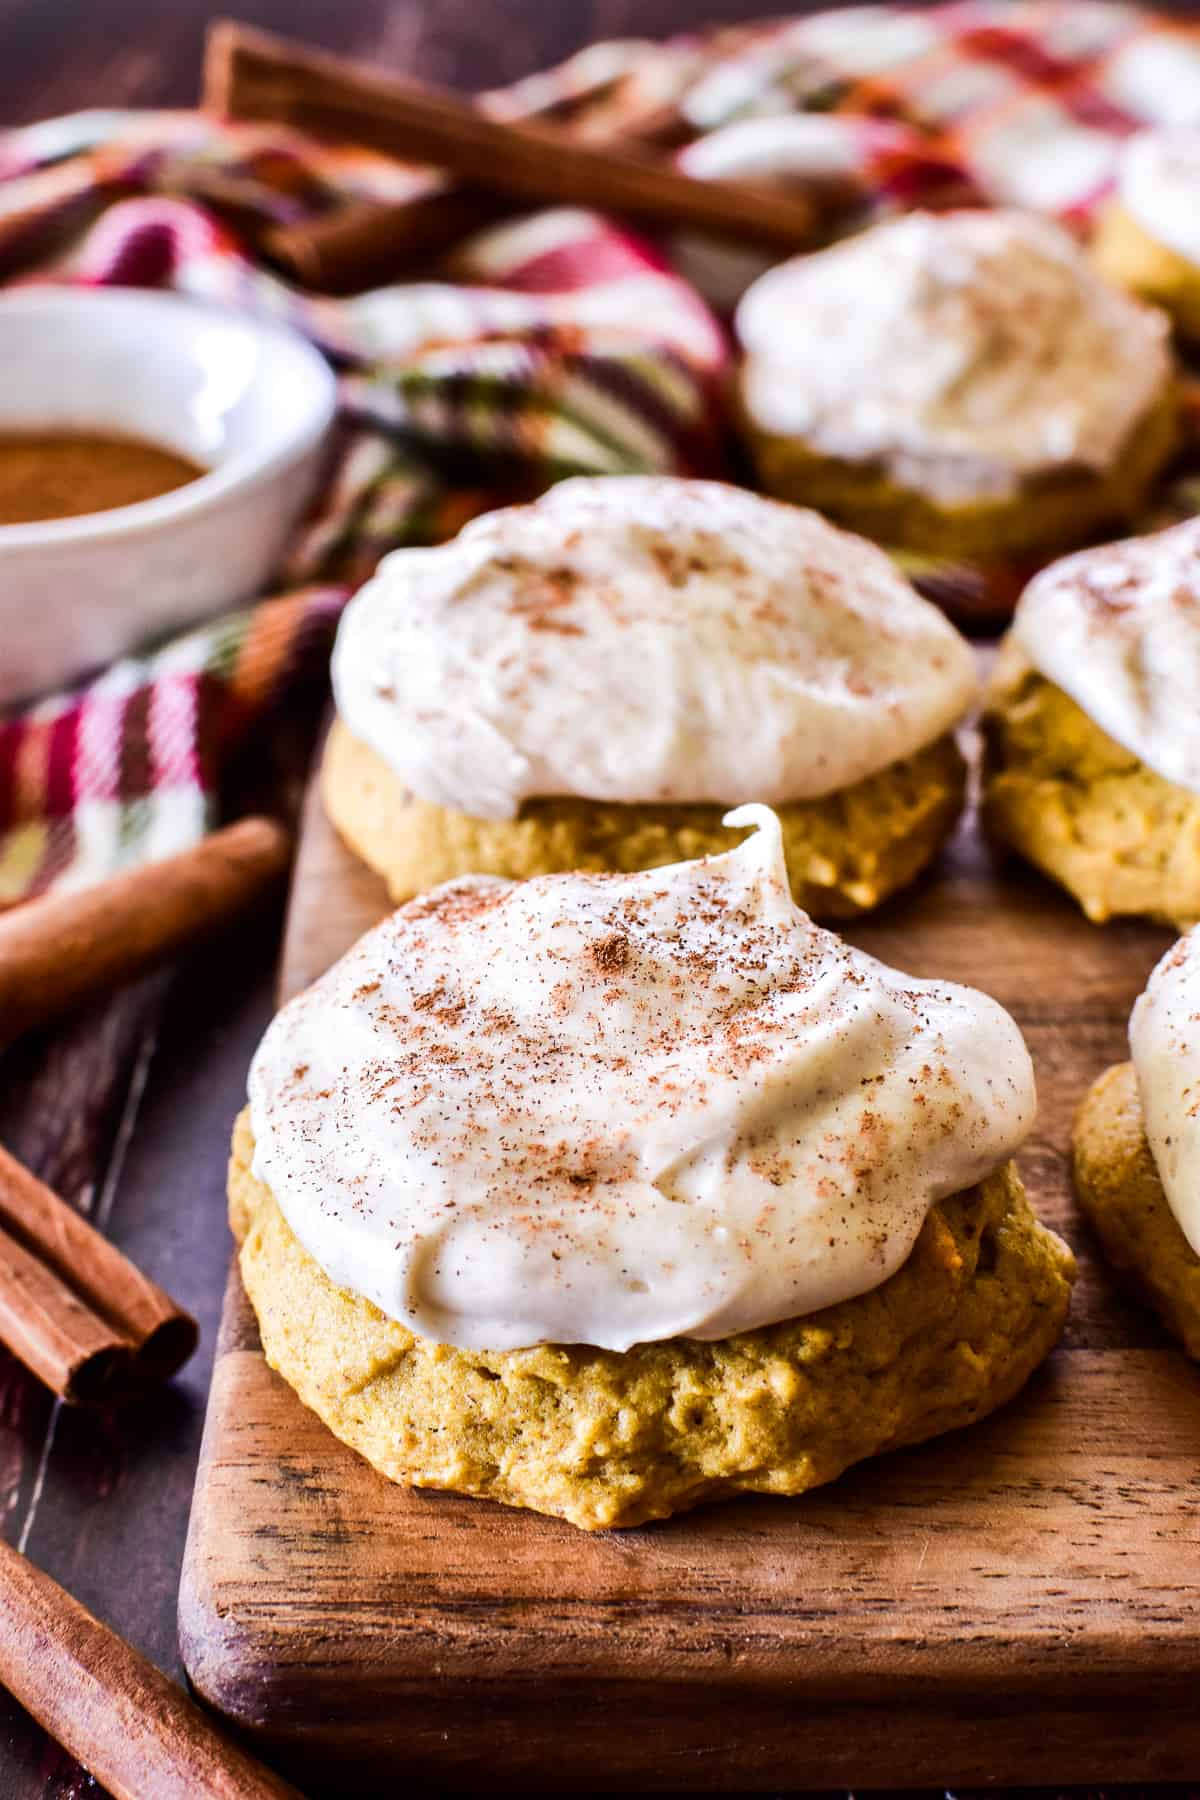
[180,731,1200,1795]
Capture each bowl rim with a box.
[0,288,338,549]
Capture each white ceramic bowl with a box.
[0,288,338,705]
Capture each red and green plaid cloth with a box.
[4,0,1200,906]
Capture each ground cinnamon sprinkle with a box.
[0,431,205,525]
[248,810,1033,1358]
[589,932,631,975]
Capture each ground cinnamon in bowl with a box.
[0,431,206,525]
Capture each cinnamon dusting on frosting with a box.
[331,476,975,821]
[1131,924,1200,1254]
[248,807,1034,1352]
[590,931,631,976]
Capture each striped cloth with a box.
[0,140,726,902]
[3,2,1200,904]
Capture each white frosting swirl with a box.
[1010,516,1200,796]
[248,808,1036,1353]
[331,476,975,820]
[735,210,1171,504]
[1118,130,1200,269]
[1131,926,1200,1256]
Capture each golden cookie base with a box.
[981,659,1200,930]
[322,718,967,918]
[230,1111,1074,1531]
[1073,1061,1200,1359]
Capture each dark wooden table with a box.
[2,2,1199,1797]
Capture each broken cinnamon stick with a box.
[0,816,291,1051]
[0,1143,196,1404]
[0,1537,302,1798]
[206,22,822,255]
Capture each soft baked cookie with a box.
[981,519,1200,929]
[1072,930,1200,1356]
[981,657,1200,929]
[327,475,977,912]
[323,715,966,916]
[1094,131,1200,342]
[735,210,1177,561]
[231,1117,1074,1531]
[234,807,1073,1530]
[1073,1063,1200,1358]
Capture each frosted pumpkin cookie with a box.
[1094,132,1200,342]
[735,210,1177,560]
[231,807,1075,1531]
[1073,929,1200,1356]
[326,476,976,916]
[982,517,1200,929]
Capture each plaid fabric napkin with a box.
[0,119,726,903]
[3,2,1200,906]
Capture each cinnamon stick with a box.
[0,1537,302,1798]
[206,22,821,255]
[0,1143,196,1404]
[264,185,510,293]
[215,30,690,290]
[0,816,290,1051]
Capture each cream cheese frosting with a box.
[1009,516,1200,796]
[1118,130,1200,269]
[247,806,1036,1353]
[331,475,976,821]
[735,209,1172,505]
[1131,926,1200,1256]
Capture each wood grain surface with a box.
[178,730,1200,1793]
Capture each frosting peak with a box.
[248,810,1036,1352]
[1131,926,1200,1254]
[1010,516,1200,795]
[736,209,1171,504]
[331,475,976,820]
